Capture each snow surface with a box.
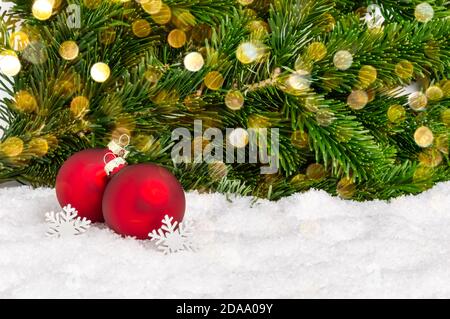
[0,183,449,298]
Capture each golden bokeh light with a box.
[132,19,152,38]
[204,71,224,91]
[59,41,79,60]
[414,126,434,148]
[333,50,353,70]
[32,0,53,21]
[225,90,245,111]
[426,86,443,101]
[9,31,30,51]
[151,3,171,25]
[347,90,369,110]
[228,128,249,148]
[306,163,326,180]
[90,62,111,83]
[306,42,327,62]
[358,65,377,88]
[0,50,21,76]
[184,52,204,72]
[70,96,90,117]
[0,137,24,157]
[167,29,187,48]
[395,60,414,79]
[408,92,428,111]
[387,104,406,123]
[14,90,38,113]
[141,0,162,15]
[336,177,356,199]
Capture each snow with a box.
[0,183,449,298]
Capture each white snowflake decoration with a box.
[45,204,91,238]
[148,215,195,254]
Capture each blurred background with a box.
[1,2,19,187]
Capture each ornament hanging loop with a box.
[103,152,127,176]
[108,134,130,159]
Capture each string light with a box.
[172,11,195,31]
[415,3,434,23]
[358,65,377,88]
[414,126,434,148]
[247,20,269,39]
[291,130,309,149]
[408,92,428,111]
[90,62,111,83]
[84,0,102,9]
[306,163,326,180]
[322,13,335,32]
[151,3,171,25]
[441,80,450,97]
[336,177,356,199]
[59,41,79,60]
[442,109,450,127]
[435,135,448,155]
[0,50,21,76]
[426,86,443,101]
[228,128,249,148]
[418,148,442,168]
[347,90,369,110]
[208,161,228,181]
[333,50,353,70]
[144,67,162,84]
[184,52,204,72]
[225,90,245,111]
[236,42,265,64]
[99,28,116,45]
[291,174,306,184]
[141,0,162,15]
[132,19,152,38]
[316,109,334,127]
[387,104,406,123]
[14,90,38,113]
[306,42,327,62]
[32,0,53,21]
[168,29,187,48]
[0,137,24,157]
[395,60,414,79]
[28,138,49,157]
[9,31,30,51]
[70,96,90,117]
[238,0,254,5]
[204,71,224,90]
[287,72,311,91]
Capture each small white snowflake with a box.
[45,204,91,238]
[148,215,195,254]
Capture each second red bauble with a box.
[102,164,186,239]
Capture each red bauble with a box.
[56,149,110,222]
[102,164,186,239]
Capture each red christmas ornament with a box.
[102,164,186,239]
[56,148,110,223]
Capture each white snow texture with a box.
[0,183,449,298]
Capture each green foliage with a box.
[0,0,449,201]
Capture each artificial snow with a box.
[0,183,449,298]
